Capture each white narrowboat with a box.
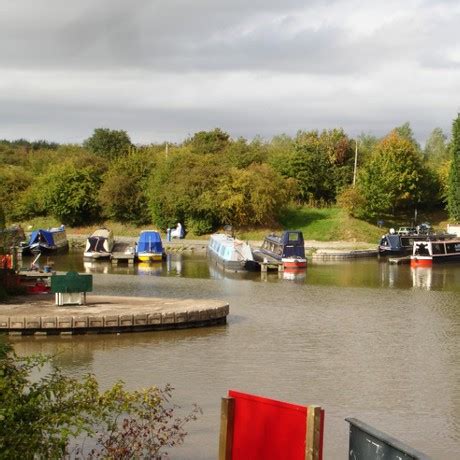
[207,233,258,272]
[410,238,460,267]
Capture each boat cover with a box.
[137,231,163,253]
[29,230,54,246]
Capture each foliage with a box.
[188,128,230,155]
[447,114,460,222]
[84,128,132,160]
[147,151,224,234]
[0,139,59,151]
[0,165,33,221]
[218,164,295,227]
[0,337,200,459]
[99,148,156,225]
[269,129,353,205]
[425,127,449,165]
[337,185,368,219]
[38,163,103,226]
[356,133,379,167]
[394,121,421,151]
[357,132,435,219]
[225,137,267,168]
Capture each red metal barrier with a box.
[219,390,324,460]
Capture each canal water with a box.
[11,252,460,459]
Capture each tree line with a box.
[1,117,460,234]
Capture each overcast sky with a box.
[1,0,459,144]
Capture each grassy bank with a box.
[11,206,450,244]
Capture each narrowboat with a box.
[378,230,455,256]
[410,238,460,266]
[252,231,307,269]
[135,231,165,262]
[207,233,259,272]
[83,228,114,259]
[378,233,428,256]
[22,225,69,255]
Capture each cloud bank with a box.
[1,0,459,143]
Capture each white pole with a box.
[353,139,358,186]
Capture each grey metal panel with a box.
[346,418,431,460]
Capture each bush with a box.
[337,186,367,219]
[0,338,200,459]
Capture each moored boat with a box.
[22,225,69,255]
[252,231,307,269]
[207,233,258,272]
[378,233,430,256]
[410,238,460,266]
[83,228,114,259]
[379,230,455,256]
[136,231,165,262]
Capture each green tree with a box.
[358,132,434,218]
[447,115,460,222]
[39,163,103,226]
[99,148,156,225]
[218,164,295,227]
[356,133,379,167]
[0,338,200,459]
[147,150,224,234]
[84,128,132,160]
[425,127,449,165]
[0,166,33,220]
[394,121,421,151]
[188,128,230,155]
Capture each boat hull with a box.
[137,253,163,262]
[282,257,307,269]
[28,242,69,255]
[83,251,111,260]
[207,248,258,272]
[207,233,258,272]
[410,256,432,267]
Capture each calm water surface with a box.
[12,252,460,458]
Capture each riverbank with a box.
[66,234,378,257]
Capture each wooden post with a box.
[305,405,322,460]
[219,397,235,460]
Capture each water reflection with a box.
[136,262,163,276]
[411,266,432,290]
[18,250,460,292]
[282,268,307,282]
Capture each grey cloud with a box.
[0,93,452,145]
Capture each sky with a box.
[1,0,460,145]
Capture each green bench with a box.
[51,271,93,306]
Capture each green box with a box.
[51,271,93,294]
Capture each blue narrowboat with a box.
[252,231,307,268]
[22,225,69,255]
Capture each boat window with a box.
[445,243,460,254]
[415,243,429,255]
[288,233,299,242]
[432,243,445,255]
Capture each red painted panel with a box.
[228,390,308,460]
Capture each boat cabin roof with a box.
[90,228,112,238]
[264,231,304,246]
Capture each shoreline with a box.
[66,234,378,258]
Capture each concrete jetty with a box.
[0,295,229,335]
